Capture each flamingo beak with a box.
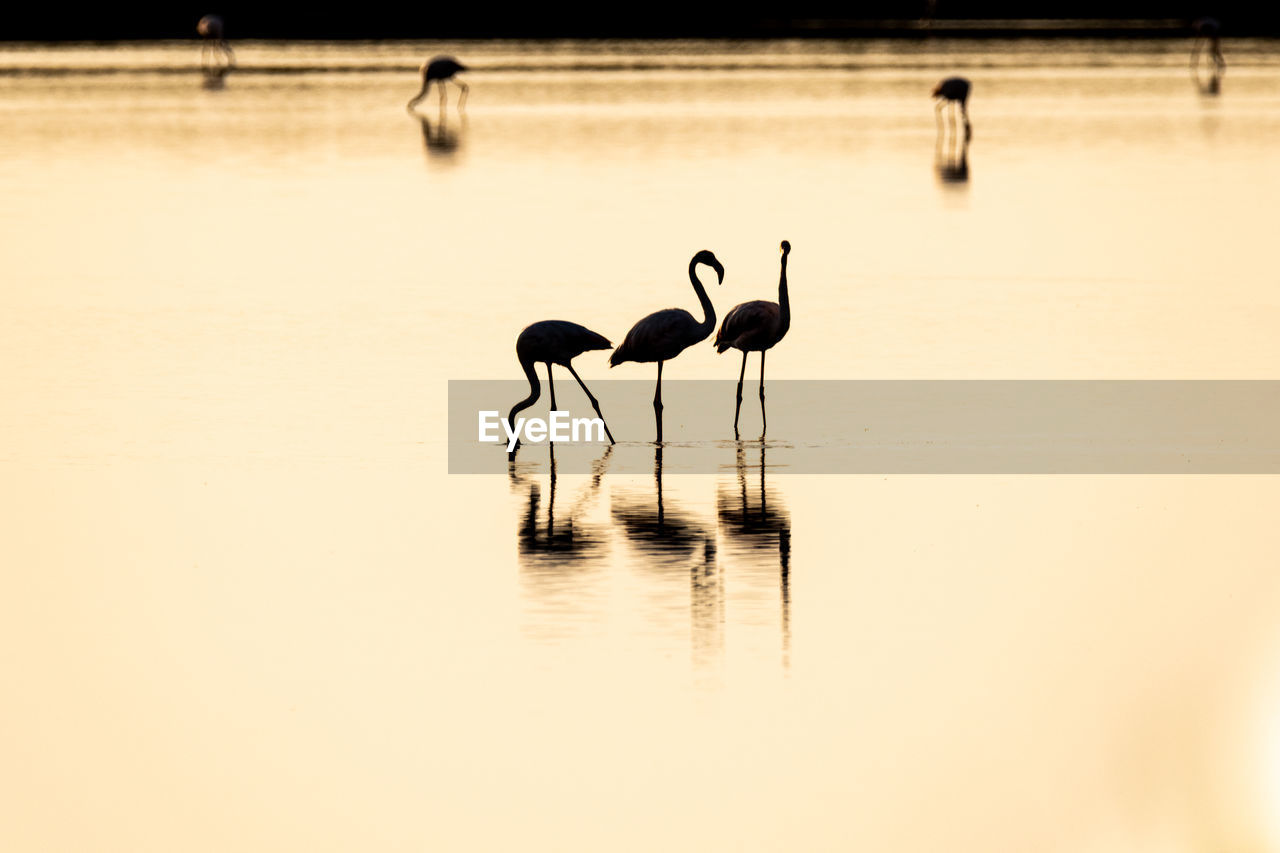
[713,261,725,284]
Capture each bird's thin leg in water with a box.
[438,81,447,111]
[565,364,615,445]
[935,100,944,140]
[457,81,470,111]
[759,350,767,438]
[734,351,747,438]
[961,102,971,140]
[654,361,664,444]
[545,363,557,427]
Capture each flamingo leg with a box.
[566,364,615,445]
[960,100,971,141]
[734,350,747,438]
[456,80,470,111]
[935,99,945,141]
[654,361,664,444]
[438,80,447,111]
[759,350,767,438]
[546,362,557,412]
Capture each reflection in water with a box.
[717,442,792,669]
[612,446,722,667]
[201,65,231,91]
[935,131,970,186]
[512,444,612,569]
[415,107,466,159]
[1191,17,1226,95]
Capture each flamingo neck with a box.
[689,258,716,339]
[508,357,541,426]
[777,254,790,339]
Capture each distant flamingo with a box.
[507,320,616,458]
[407,56,469,112]
[197,14,235,73]
[715,241,790,437]
[933,76,971,141]
[609,250,725,443]
[1191,17,1226,93]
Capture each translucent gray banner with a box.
[449,380,1280,474]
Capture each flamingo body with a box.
[611,308,707,365]
[517,320,610,367]
[715,301,784,353]
[932,76,971,104]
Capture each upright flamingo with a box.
[197,14,235,73]
[507,320,616,458]
[407,56,469,112]
[714,241,790,437]
[1191,17,1226,93]
[610,250,725,443]
[933,76,972,141]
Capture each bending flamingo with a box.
[507,320,616,459]
[933,76,971,141]
[407,56,469,112]
[610,250,725,443]
[715,241,790,437]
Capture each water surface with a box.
[3,39,1280,853]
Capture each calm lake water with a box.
[4,39,1280,852]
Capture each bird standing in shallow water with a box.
[610,251,725,443]
[715,241,790,438]
[407,56,469,112]
[507,320,616,459]
[1191,17,1226,94]
[197,14,235,74]
[933,76,972,141]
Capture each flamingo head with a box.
[693,250,724,284]
[780,240,791,256]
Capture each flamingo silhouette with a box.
[1191,17,1226,94]
[933,76,972,142]
[507,320,616,459]
[714,241,790,438]
[407,56,469,112]
[197,14,235,74]
[609,250,725,443]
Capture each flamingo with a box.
[609,250,725,443]
[407,56,469,112]
[933,76,971,141]
[1191,17,1226,93]
[507,320,616,459]
[714,241,790,437]
[197,14,235,73]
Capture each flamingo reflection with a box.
[717,442,792,669]
[935,129,970,185]
[414,104,465,159]
[512,443,612,567]
[612,446,722,668]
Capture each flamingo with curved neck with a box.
[507,320,616,459]
[610,250,725,443]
